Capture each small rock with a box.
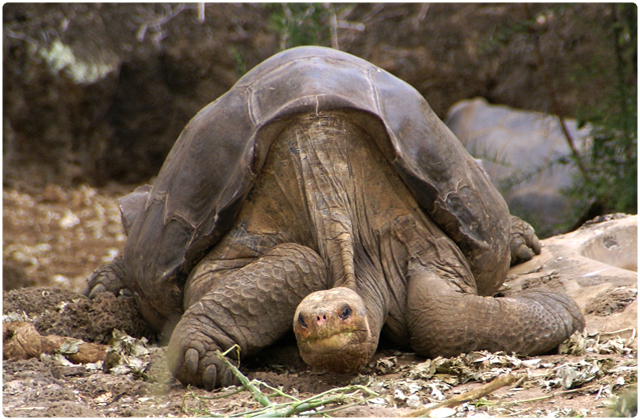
[41,184,67,203]
[59,210,81,229]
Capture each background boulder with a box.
[446,98,591,237]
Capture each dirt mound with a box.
[3,287,154,343]
[585,287,638,317]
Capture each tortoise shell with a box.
[122,46,509,328]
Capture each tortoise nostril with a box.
[298,314,308,328]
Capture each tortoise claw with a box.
[185,348,200,377]
[88,284,107,299]
[167,311,240,390]
[513,243,536,262]
[203,364,218,391]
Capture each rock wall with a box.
[4,4,277,186]
[3,3,623,187]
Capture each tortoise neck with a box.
[351,245,389,341]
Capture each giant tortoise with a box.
[86,46,585,390]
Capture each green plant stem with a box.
[246,395,348,417]
[259,382,301,402]
[214,348,377,417]
[313,396,379,415]
[214,349,271,407]
[297,385,378,403]
[194,386,248,400]
[227,385,377,417]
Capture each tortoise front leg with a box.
[406,267,585,358]
[474,215,542,297]
[83,256,131,298]
[167,243,328,390]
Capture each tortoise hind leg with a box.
[82,256,132,298]
[406,267,585,357]
[167,243,328,390]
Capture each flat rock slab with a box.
[505,214,637,343]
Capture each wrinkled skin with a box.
[86,47,584,390]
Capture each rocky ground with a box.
[3,184,638,417]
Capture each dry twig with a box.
[404,373,520,417]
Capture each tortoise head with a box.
[293,287,377,373]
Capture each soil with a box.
[2,185,637,417]
[3,287,154,344]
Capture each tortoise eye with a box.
[339,305,351,320]
[298,314,308,328]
